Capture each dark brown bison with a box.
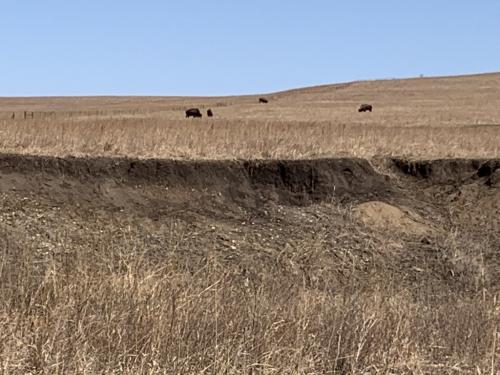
[185,108,202,118]
[207,109,213,117]
[259,97,268,104]
[358,104,373,112]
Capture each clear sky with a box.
[1,1,499,96]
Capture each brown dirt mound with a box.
[353,201,434,236]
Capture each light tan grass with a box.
[0,226,497,374]
[0,73,499,159]
[0,117,498,159]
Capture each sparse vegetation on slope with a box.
[0,155,498,373]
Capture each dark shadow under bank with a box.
[0,154,498,205]
[391,158,500,185]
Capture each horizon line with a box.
[1,71,498,99]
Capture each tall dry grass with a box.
[0,116,498,160]
[0,228,498,374]
[1,73,499,160]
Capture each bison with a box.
[207,109,213,117]
[185,108,202,118]
[259,97,268,104]
[358,104,373,112]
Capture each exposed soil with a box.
[0,154,498,293]
[392,158,500,185]
[0,154,391,203]
[352,201,434,236]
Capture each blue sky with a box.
[1,1,499,96]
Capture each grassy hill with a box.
[0,72,499,159]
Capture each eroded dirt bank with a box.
[0,154,393,204]
[0,154,499,372]
[0,154,498,290]
[392,157,500,185]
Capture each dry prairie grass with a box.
[0,73,499,159]
[0,117,499,160]
[0,210,498,374]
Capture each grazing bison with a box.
[259,97,268,104]
[185,108,202,118]
[358,104,373,112]
[207,109,213,117]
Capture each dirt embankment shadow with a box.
[0,154,498,213]
[0,154,394,208]
[392,158,500,186]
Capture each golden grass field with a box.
[0,72,499,159]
